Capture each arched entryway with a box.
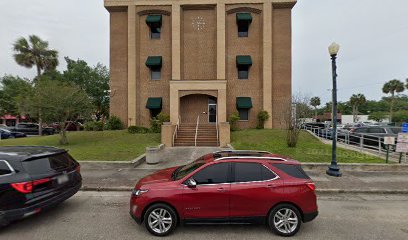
[179,94,217,124]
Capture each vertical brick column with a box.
[217,3,226,80]
[263,2,273,128]
[172,4,181,80]
[127,5,137,126]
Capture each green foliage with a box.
[368,112,388,122]
[104,115,124,130]
[310,97,321,108]
[229,112,240,131]
[150,112,170,133]
[256,110,270,129]
[84,121,104,131]
[62,57,110,120]
[392,111,408,123]
[0,75,32,116]
[128,126,151,134]
[13,35,59,77]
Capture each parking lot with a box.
[1,191,407,240]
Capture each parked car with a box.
[0,129,11,139]
[349,126,402,150]
[51,121,83,132]
[0,146,82,227]
[129,150,318,237]
[0,124,8,129]
[0,128,26,139]
[9,123,55,135]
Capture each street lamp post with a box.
[326,42,342,177]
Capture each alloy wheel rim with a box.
[273,208,298,234]
[148,208,173,234]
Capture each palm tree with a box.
[13,35,59,77]
[349,94,366,123]
[310,97,321,120]
[382,79,405,122]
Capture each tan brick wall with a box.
[109,10,128,126]
[272,7,292,129]
[181,7,217,80]
[180,94,213,124]
[226,4,263,129]
[136,6,172,127]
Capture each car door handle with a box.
[217,188,227,192]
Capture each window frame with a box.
[238,68,249,79]
[150,68,161,80]
[150,109,161,119]
[0,160,15,177]
[238,108,249,121]
[190,162,232,186]
[232,162,279,184]
[238,24,249,37]
[150,26,161,39]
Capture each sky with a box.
[0,0,407,104]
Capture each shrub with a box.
[128,126,150,134]
[104,115,124,130]
[150,112,170,133]
[84,121,103,131]
[229,112,240,131]
[256,110,270,129]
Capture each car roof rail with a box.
[213,150,272,158]
[214,156,287,162]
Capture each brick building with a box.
[104,0,296,147]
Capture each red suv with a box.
[129,150,318,237]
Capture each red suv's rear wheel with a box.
[268,204,301,237]
[144,203,177,236]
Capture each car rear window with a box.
[22,153,78,174]
[0,160,13,176]
[390,128,402,134]
[272,164,310,179]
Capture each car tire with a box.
[144,203,177,237]
[268,204,302,237]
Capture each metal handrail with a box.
[216,116,219,146]
[172,116,180,146]
[194,115,200,147]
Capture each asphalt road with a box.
[1,192,408,240]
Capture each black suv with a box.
[0,146,81,227]
[349,126,402,149]
[10,123,55,135]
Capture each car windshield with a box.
[173,160,206,180]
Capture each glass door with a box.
[208,97,217,123]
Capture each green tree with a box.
[0,75,32,116]
[18,79,92,144]
[62,57,110,120]
[349,94,366,123]
[368,112,387,122]
[13,35,59,77]
[382,79,405,122]
[310,97,321,119]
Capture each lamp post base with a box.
[326,166,342,177]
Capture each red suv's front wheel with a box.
[144,203,178,236]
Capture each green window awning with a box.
[146,15,162,26]
[236,97,253,109]
[146,97,162,109]
[145,56,162,68]
[236,55,252,67]
[236,13,252,24]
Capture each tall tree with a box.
[0,75,32,116]
[310,97,321,120]
[13,35,59,77]
[18,79,92,144]
[349,94,366,123]
[382,79,405,122]
[62,57,110,120]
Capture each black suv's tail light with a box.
[11,178,51,194]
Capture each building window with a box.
[236,13,252,38]
[238,109,249,121]
[236,55,252,80]
[146,15,162,39]
[236,97,252,121]
[146,97,162,119]
[150,109,161,118]
[151,68,161,80]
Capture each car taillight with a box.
[11,178,51,194]
[306,182,316,191]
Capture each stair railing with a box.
[194,115,200,147]
[172,116,180,146]
[216,117,219,146]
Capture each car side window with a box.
[0,161,13,176]
[234,162,277,183]
[367,128,386,134]
[192,163,229,185]
[355,128,367,133]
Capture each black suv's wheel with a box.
[144,203,177,237]
[268,204,301,237]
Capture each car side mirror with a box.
[186,178,197,188]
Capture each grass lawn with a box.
[231,129,385,163]
[0,130,160,161]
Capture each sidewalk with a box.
[80,161,408,194]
